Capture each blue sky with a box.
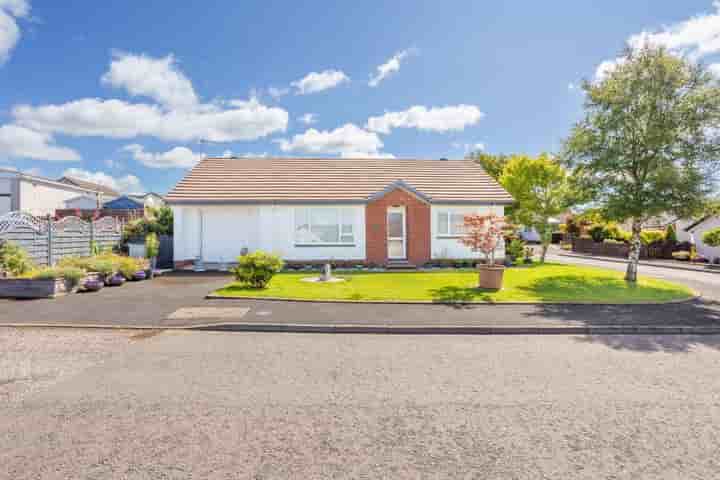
[0,0,718,194]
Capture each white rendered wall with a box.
[18,179,93,216]
[65,195,99,209]
[173,204,366,263]
[689,216,720,261]
[430,204,505,260]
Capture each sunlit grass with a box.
[212,263,694,303]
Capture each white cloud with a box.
[13,97,288,143]
[0,124,80,161]
[61,167,143,194]
[594,58,626,83]
[298,113,317,125]
[452,141,485,154]
[369,49,415,87]
[101,52,199,110]
[0,0,29,65]
[366,105,484,134]
[277,123,391,158]
[627,2,720,58]
[215,150,268,158]
[291,69,349,95]
[595,3,720,82]
[123,144,205,169]
[268,86,290,99]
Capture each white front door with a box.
[387,206,406,259]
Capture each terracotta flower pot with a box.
[477,264,505,290]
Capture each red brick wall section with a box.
[365,188,431,266]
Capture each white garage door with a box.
[0,195,11,216]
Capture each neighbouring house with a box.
[102,195,145,210]
[641,214,693,243]
[166,157,513,268]
[128,192,165,209]
[685,216,720,261]
[0,168,117,217]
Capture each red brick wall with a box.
[365,189,431,265]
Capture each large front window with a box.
[295,207,355,245]
[437,211,466,236]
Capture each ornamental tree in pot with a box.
[458,214,506,289]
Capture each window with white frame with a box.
[295,207,355,245]
[437,211,466,236]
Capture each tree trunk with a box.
[538,223,552,264]
[625,220,642,282]
[540,243,549,263]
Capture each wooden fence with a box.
[0,212,122,267]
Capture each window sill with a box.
[294,243,357,247]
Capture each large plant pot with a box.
[477,264,505,290]
[0,277,68,298]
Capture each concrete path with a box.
[0,262,719,333]
[3,330,720,478]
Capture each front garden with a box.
[213,262,693,304]
[0,233,159,299]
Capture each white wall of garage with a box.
[173,204,366,263]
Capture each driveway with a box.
[0,264,719,332]
[3,330,720,478]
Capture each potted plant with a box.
[458,214,507,290]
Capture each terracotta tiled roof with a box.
[57,176,120,197]
[166,157,514,204]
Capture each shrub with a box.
[702,227,720,248]
[672,251,690,261]
[0,241,34,277]
[89,259,114,277]
[506,239,525,261]
[118,257,142,280]
[58,256,94,271]
[122,206,173,241]
[665,224,677,243]
[560,242,572,250]
[32,268,61,280]
[33,267,85,288]
[588,224,607,243]
[59,267,85,289]
[640,230,665,245]
[231,251,284,288]
[145,233,160,259]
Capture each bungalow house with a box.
[166,157,513,268]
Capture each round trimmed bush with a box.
[231,250,284,288]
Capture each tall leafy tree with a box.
[564,45,720,281]
[467,151,510,180]
[500,154,573,263]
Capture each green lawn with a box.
[212,263,695,304]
